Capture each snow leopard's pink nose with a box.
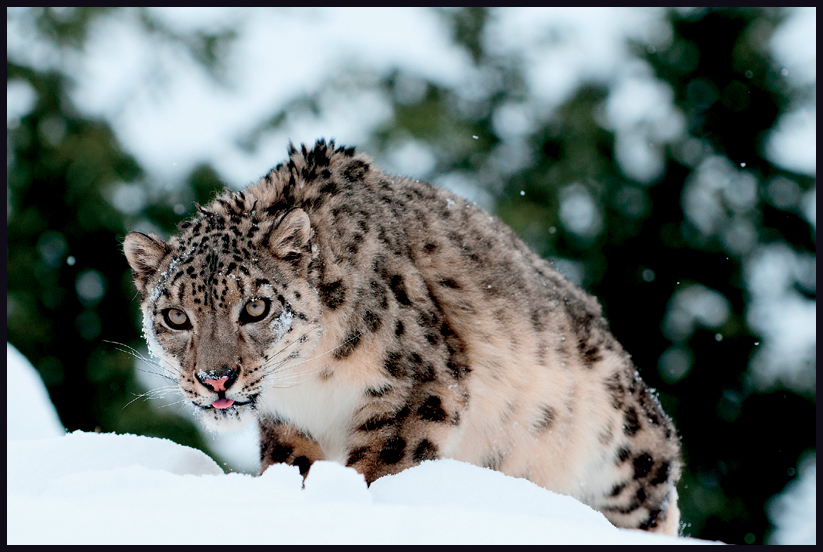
[197,368,238,393]
[202,376,230,392]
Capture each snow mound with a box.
[370,458,614,527]
[6,343,720,544]
[8,430,224,495]
[8,432,718,545]
[7,343,65,440]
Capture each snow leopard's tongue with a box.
[212,398,235,409]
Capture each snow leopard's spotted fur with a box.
[124,139,682,534]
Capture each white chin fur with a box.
[197,405,256,432]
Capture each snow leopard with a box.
[124,139,682,535]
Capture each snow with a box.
[744,245,817,395]
[268,306,294,344]
[769,6,816,87]
[765,105,817,176]
[767,452,817,545]
[6,344,65,441]
[663,284,731,343]
[6,344,721,545]
[764,7,816,176]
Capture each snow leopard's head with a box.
[124,206,324,430]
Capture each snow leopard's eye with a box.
[163,308,191,330]
[240,299,270,325]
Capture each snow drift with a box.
[7,343,717,544]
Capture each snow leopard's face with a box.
[124,208,323,430]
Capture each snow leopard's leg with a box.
[587,372,683,536]
[258,416,325,478]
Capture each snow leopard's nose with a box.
[197,368,238,393]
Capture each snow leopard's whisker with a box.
[103,340,180,382]
[253,343,315,384]
[254,331,362,390]
[143,384,180,395]
[265,364,331,386]
[122,392,152,409]
[175,401,195,416]
[260,362,340,389]
[135,363,179,383]
[157,397,190,410]
[103,339,159,365]
[260,373,317,389]
[257,329,316,371]
[222,326,322,393]
[121,385,180,409]
[106,340,185,411]
[264,330,362,375]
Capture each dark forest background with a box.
[7,7,815,544]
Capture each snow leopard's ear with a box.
[124,231,170,297]
[260,208,312,264]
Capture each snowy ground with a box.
[7,343,720,545]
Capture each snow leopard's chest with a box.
[259,377,365,464]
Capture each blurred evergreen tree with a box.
[630,8,815,542]
[6,60,206,447]
[6,7,235,461]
